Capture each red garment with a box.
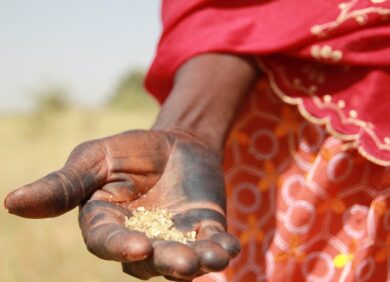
[197,80,390,282]
[200,79,390,282]
[145,1,390,281]
[145,0,390,165]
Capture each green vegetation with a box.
[107,69,158,111]
[32,86,70,114]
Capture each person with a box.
[4,0,390,281]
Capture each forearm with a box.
[152,53,259,156]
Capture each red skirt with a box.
[196,77,390,281]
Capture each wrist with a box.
[151,53,258,156]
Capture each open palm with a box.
[5,130,240,281]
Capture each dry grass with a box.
[0,108,169,282]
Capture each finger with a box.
[173,209,233,270]
[164,275,194,282]
[122,259,159,280]
[191,240,229,272]
[122,241,201,281]
[79,200,152,262]
[4,141,106,218]
[101,181,140,203]
[198,225,241,259]
[172,208,227,232]
[153,241,200,280]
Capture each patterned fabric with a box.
[259,56,390,165]
[195,79,390,282]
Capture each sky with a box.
[0,0,161,112]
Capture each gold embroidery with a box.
[349,110,358,118]
[324,94,332,103]
[338,100,346,109]
[311,45,343,62]
[257,58,390,166]
[311,0,390,37]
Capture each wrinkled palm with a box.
[5,130,240,281]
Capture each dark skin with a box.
[4,53,259,281]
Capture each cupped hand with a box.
[4,130,240,280]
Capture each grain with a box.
[125,207,196,244]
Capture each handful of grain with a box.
[125,207,196,244]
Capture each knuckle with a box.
[71,140,100,156]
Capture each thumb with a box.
[4,141,107,218]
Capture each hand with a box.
[4,129,240,281]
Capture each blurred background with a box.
[0,1,167,281]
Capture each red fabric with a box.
[196,78,390,282]
[145,0,390,165]
[259,56,390,164]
